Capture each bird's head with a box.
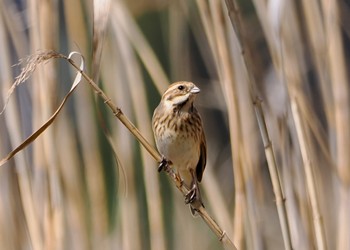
[161,81,200,111]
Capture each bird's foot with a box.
[184,170,204,216]
[185,183,199,204]
[185,183,204,216]
[158,157,169,172]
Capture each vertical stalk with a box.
[224,1,293,249]
[290,100,327,250]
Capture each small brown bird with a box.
[152,81,207,214]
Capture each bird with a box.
[152,81,207,214]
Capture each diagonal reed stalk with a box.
[66,54,237,250]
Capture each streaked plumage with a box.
[152,81,206,213]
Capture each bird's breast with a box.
[156,124,200,171]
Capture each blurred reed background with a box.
[0,0,349,249]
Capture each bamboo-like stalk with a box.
[280,123,312,249]
[223,1,293,249]
[290,99,327,250]
[255,99,292,250]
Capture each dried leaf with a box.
[0,51,84,167]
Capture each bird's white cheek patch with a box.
[172,94,190,105]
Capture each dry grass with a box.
[0,0,349,249]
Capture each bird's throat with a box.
[174,100,194,114]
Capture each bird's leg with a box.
[158,156,169,172]
[185,169,201,205]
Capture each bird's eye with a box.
[178,85,185,90]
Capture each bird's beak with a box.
[190,86,200,94]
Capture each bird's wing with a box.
[196,130,207,182]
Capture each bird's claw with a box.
[158,157,169,172]
[185,184,198,204]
